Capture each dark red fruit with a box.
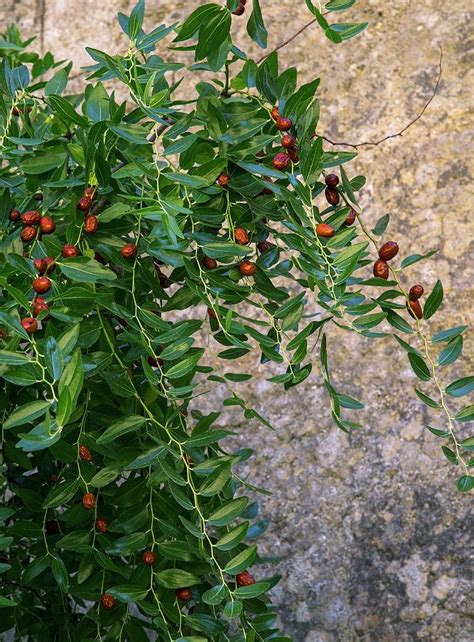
[316,223,335,238]
[239,260,257,276]
[142,550,157,566]
[32,277,51,294]
[272,152,290,170]
[95,252,106,264]
[20,226,37,243]
[257,240,272,253]
[45,520,60,536]
[79,445,93,462]
[232,3,245,16]
[236,571,256,587]
[235,227,249,245]
[373,259,389,280]
[325,187,340,206]
[34,258,47,274]
[344,209,356,226]
[378,241,399,261]
[77,196,92,212]
[288,147,299,163]
[44,257,56,273]
[409,284,424,300]
[84,214,99,234]
[21,317,38,334]
[82,493,96,510]
[158,272,171,289]
[281,134,296,149]
[325,174,339,188]
[62,244,78,258]
[95,518,108,533]
[217,173,230,188]
[207,308,217,320]
[84,186,96,199]
[408,299,423,319]
[100,594,116,610]
[121,243,137,260]
[21,210,41,226]
[32,297,49,318]
[276,117,292,131]
[270,106,279,121]
[9,209,21,222]
[202,256,217,270]
[147,356,163,368]
[176,588,192,601]
[39,216,56,234]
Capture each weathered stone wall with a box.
[1,1,473,640]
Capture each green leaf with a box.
[461,437,474,451]
[247,0,268,49]
[400,249,437,269]
[128,0,145,40]
[445,377,474,398]
[45,337,64,381]
[423,280,443,320]
[371,214,390,236]
[407,353,431,381]
[438,336,463,366]
[414,388,441,409]
[431,325,467,344]
[234,582,271,599]
[455,406,474,423]
[207,497,248,526]
[457,475,474,493]
[174,4,221,42]
[155,569,200,589]
[96,415,147,444]
[329,22,368,41]
[302,137,323,184]
[0,596,17,608]
[326,0,357,10]
[215,522,249,551]
[107,585,149,603]
[196,9,231,60]
[48,95,88,126]
[58,257,117,283]
[202,584,228,606]
[42,479,79,509]
[224,545,257,575]
[4,400,51,430]
[0,350,30,365]
[51,556,69,592]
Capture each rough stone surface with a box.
[2,1,473,640]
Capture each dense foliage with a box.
[0,0,472,640]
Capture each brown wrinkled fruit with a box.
[176,588,192,601]
[62,244,78,258]
[21,317,38,334]
[378,241,399,261]
[121,243,137,260]
[344,209,356,226]
[21,210,41,226]
[270,106,279,121]
[79,445,93,462]
[316,223,335,238]
[281,134,296,149]
[257,240,271,253]
[325,187,340,206]
[44,257,56,273]
[202,256,217,270]
[276,117,292,131]
[235,227,249,245]
[373,259,389,280]
[217,173,230,188]
[325,174,339,188]
[142,550,157,566]
[20,226,37,243]
[272,152,290,170]
[84,214,99,234]
[32,297,50,318]
[82,493,96,510]
[239,260,257,276]
[9,208,21,222]
[34,258,47,274]
[408,299,423,319]
[39,216,56,234]
[288,147,299,163]
[236,571,256,587]
[409,284,424,300]
[100,594,116,610]
[32,277,51,294]
[77,196,92,212]
[95,518,108,533]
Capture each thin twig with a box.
[320,43,443,149]
[256,18,317,65]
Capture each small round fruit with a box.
[100,594,116,610]
[32,297,49,318]
[79,445,93,462]
[84,214,99,234]
[39,216,56,234]
[34,258,47,274]
[20,226,37,243]
[373,259,389,280]
[84,186,96,199]
[232,3,245,15]
[409,284,424,300]
[9,209,21,222]
[77,196,92,212]
[142,550,157,566]
[408,299,423,319]
[239,260,257,277]
[288,147,299,163]
[176,588,192,601]
[82,492,96,510]
[207,308,217,320]
[236,571,256,587]
[325,174,339,188]
[45,520,60,536]
[378,241,399,261]
[235,227,249,245]
[21,317,38,334]
[95,517,108,533]
[316,223,335,238]
[62,244,78,258]
[217,173,230,188]
[281,134,296,149]
[276,117,292,131]
[325,187,340,206]
[202,256,217,270]
[94,252,106,264]
[21,210,41,226]
[121,243,137,260]
[272,152,290,170]
[32,277,51,294]
[270,106,279,121]
[344,209,356,226]
[44,257,56,273]
[257,240,271,253]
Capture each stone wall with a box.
[1,1,473,640]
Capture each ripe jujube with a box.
[82,493,96,509]
[100,594,116,610]
[20,226,36,242]
[32,297,49,317]
[79,445,93,461]
[276,117,292,131]
[34,258,47,274]
[176,588,191,601]
[270,106,279,121]
[95,518,108,533]
[272,152,290,170]
[39,216,56,234]
[202,256,217,270]
[83,214,99,234]
[142,550,157,565]
[32,277,51,294]
[217,173,230,188]
[21,210,41,226]
[44,257,56,273]
[325,187,340,206]
[235,227,249,245]
[325,174,339,188]
[9,209,21,222]
[257,240,271,253]
[373,259,389,280]
[120,243,137,260]
[316,223,335,238]
[408,299,423,319]
[281,134,296,149]
[378,241,399,261]
[409,284,424,300]
[288,147,299,163]
[21,317,37,334]
[236,571,256,587]
[77,196,92,212]
[344,209,356,226]
[239,260,257,276]
[62,244,78,258]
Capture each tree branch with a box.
[320,43,443,149]
[256,18,317,65]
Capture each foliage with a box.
[0,1,472,640]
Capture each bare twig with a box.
[256,18,317,65]
[320,44,443,149]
